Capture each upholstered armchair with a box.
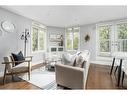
[2,55,32,84]
[55,50,90,89]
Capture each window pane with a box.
[66,27,79,51]
[100,40,110,52]
[39,29,45,50]
[32,28,38,51]
[66,32,73,50]
[117,23,127,52]
[117,40,127,52]
[99,26,110,40]
[117,23,127,39]
[73,31,79,50]
[99,25,111,53]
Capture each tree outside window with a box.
[117,23,127,52]
[32,26,46,52]
[66,27,80,51]
[99,25,111,54]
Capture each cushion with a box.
[62,53,72,65]
[74,52,88,68]
[62,53,78,66]
[11,51,25,66]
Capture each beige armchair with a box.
[55,63,85,89]
[2,56,32,84]
[55,50,90,89]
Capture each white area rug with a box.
[19,67,63,90]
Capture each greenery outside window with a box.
[32,24,46,52]
[117,23,127,52]
[97,22,127,57]
[98,25,111,56]
[66,27,80,51]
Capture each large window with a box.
[32,24,46,52]
[97,22,127,57]
[98,25,111,56]
[66,27,80,50]
[117,23,127,52]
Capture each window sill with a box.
[96,56,112,62]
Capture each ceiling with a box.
[1,6,127,27]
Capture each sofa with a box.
[55,50,90,89]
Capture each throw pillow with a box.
[62,53,72,65]
[11,51,25,66]
[74,53,87,68]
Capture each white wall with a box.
[80,24,96,61]
[0,8,32,73]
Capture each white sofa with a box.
[55,50,90,89]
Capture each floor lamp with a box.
[21,29,30,57]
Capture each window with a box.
[98,25,111,56]
[32,24,46,52]
[97,21,127,57]
[117,23,127,52]
[66,27,80,50]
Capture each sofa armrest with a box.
[55,63,84,89]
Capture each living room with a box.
[0,3,127,92]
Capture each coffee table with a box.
[45,58,62,71]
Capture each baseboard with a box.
[90,60,112,66]
[0,72,4,77]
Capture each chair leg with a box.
[11,74,14,81]
[28,72,30,80]
[3,73,6,85]
[122,71,125,86]
[114,66,118,74]
[3,65,7,85]
[28,61,31,80]
[110,57,115,75]
[117,59,122,86]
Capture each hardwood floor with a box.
[86,64,127,89]
[0,63,127,89]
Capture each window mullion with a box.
[38,29,40,51]
[72,29,74,50]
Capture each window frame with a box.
[96,23,113,57]
[31,23,47,53]
[116,22,127,52]
[65,27,80,51]
[96,20,127,58]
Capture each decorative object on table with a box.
[59,35,63,46]
[21,29,30,57]
[84,34,90,42]
[1,21,15,33]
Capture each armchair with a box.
[55,50,90,89]
[2,56,32,84]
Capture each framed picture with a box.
[49,34,56,39]
[56,34,61,38]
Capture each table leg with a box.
[117,59,122,86]
[110,57,115,75]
